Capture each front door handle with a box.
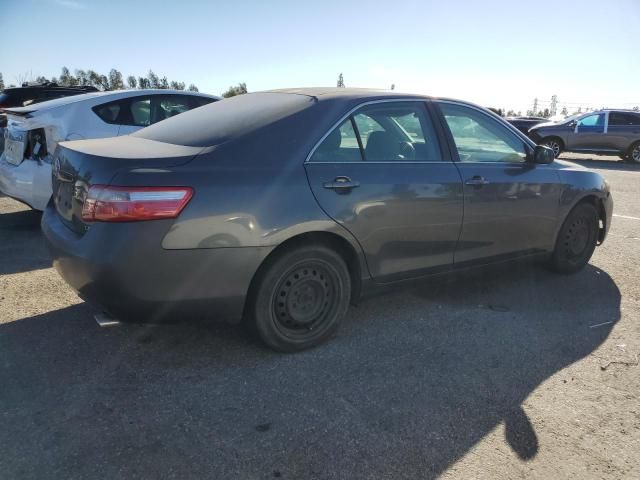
[465,176,490,186]
[323,176,360,193]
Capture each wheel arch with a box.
[242,230,365,322]
[557,194,607,246]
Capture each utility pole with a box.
[533,98,538,115]
[550,95,558,116]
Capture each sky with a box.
[1,0,639,114]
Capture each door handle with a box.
[323,176,360,192]
[465,176,490,186]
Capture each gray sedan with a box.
[42,88,613,351]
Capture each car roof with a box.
[5,89,219,115]
[264,87,432,102]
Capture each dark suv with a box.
[528,110,640,163]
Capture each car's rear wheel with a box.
[542,137,563,158]
[549,202,599,274]
[626,141,640,164]
[248,245,351,352]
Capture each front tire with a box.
[248,245,351,352]
[549,202,599,274]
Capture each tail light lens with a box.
[81,185,193,222]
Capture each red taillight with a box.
[81,185,193,222]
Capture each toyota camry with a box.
[42,88,613,352]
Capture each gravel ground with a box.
[0,154,638,479]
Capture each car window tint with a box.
[354,103,440,161]
[609,112,640,126]
[93,102,121,123]
[578,113,604,127]
[309,118,362,163]
[440,103,526,163]
[353,114,384,147]
[130,98,151,126]
[191,96,217,108]
[152,95,192,124]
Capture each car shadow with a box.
[0,209,51,275]
[0,263,619,479]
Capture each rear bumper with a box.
[0,157,52,210]
[42,203,273,324]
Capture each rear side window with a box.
[130,98,151,126]
[309,101,441,163]
[93,102,121,123]
[609,112,640,126]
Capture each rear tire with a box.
[626,141,640,164]
[247,245,351,352]
[549,202,599,274]
[542,137,563,158]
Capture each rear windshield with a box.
[132,92,314,147]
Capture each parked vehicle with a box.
[528,110,640,163]
[505,116,549,135]
[0,82,98,154]
[0,89,218,210]
[42,88,613,352]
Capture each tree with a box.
[170,80,185,90]
[60,66,77,86]
[561,106,568,116]
[188,84,199,92]
[159,76,169,89]
[75,69,89,86]
[108,69,124,90]
[0,73,4,91]
[222,82,247,98]
[127,75,137,89]
[337,73,345,88]
[138,77,150,89]
[541,108,550,118]
[147,70,160,89]
[35,75,49,84]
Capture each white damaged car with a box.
[0,89,218,210]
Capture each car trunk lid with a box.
[52,136,207,235]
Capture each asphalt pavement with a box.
[0,154,638,479]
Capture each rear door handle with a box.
[323,176,360,192]
[465,176,490,186]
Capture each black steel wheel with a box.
[549,202,599,274]
[248,245,351,352]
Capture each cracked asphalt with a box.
[0,154,638,479]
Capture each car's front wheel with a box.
[542,137,563,158]
[626,141,640,164]
[549,202,599,274]
[247,244,351,352]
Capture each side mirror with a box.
[568,120,577,128]
[533,145,555,164]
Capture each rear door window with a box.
[609,112,640,126]
[309,101,441,163]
